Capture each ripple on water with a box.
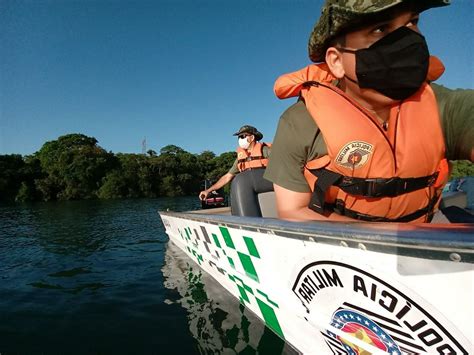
[0,197,287,354]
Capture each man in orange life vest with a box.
[199,125,272,216]
[264,0,474,222]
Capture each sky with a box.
[1,0,473,156]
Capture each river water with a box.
[0,197,286,354]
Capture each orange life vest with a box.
[236,142,271,172]
[274,61,449,222]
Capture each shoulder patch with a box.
[336,141,373,169]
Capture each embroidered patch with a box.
[237,152,246,160]
[336,141,373,169]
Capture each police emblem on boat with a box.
[336,141,373,169]
[326,308,401,355]
[292,261,469,354]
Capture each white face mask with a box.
[238,137,251,149]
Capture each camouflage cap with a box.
[233,125,263,141]
[308,0,450,63]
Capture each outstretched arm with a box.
[273,184,353,221]
[199,173,234,200]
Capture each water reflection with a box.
[162,242,294,354]
[0,198,198,354]
[0,197,295,354]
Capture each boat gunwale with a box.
[159,210,474,263]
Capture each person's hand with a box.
[199,190,209,200]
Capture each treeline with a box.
[0,133,236,202]
[2,133,473,203]
[450,160,474,179]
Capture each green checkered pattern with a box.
[176,224,284,339]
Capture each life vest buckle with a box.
[365,177,399,198]
[364,178,393,197]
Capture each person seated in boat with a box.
[264,0,474,223]
[199,125,273,217]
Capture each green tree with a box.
[209,151,236,180]
[35,133,117,200]
[15,156,43,202]
[197,150,217,179]
[0,155,25,201]
[207,151,237,195]
[102,153,161,198]
[15,182,35,202]
[451,160,474,178]
[1,132,239,202]
[147,149,157,157]
[160,144,185,156]
[155,147,199,196]
[97,170,129,199]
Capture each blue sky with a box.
[1,0,473,156]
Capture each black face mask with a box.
[338,26,429,101]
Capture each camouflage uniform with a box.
[308,0,449,62]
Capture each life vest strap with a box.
[308,169,342,214]
[240,166,266,172]
[238,156,265,163]
[332,194,440,223]
[308,168,439,215]
[337,173,439,198]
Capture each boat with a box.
[162,241,295,354]
[159,192,473,354]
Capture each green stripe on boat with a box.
[244,236,260,258]
[219,226,235,249]
[256,298,284,339]
[211,233,221,248]
[238,252,259,282]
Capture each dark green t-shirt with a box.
[264,84,474,193]
[228,144,271,175]
[432,84,474,161]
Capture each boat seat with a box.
[258,191,278,218]
[440,191,467,209]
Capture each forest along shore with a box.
[1,133,473,204]
[0,133,236,202]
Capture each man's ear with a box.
[325,47,345,79]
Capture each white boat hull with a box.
[159,211,474,354]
